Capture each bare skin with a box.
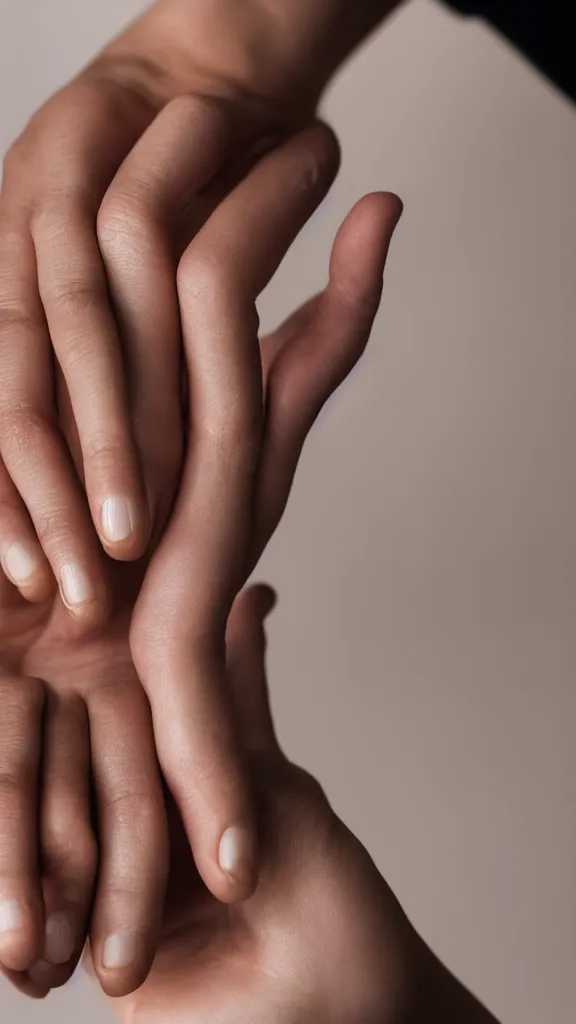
[0,184,402,998]
[4,584,501,1024]
[0,0,402,910]
[107,585,501,1024]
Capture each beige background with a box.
[1,1,575,1021]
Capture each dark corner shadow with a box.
[443,0,575,104]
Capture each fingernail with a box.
[218,827,252,881]
[101,496,134,544]
[60,562,94,608]
[102,931,138,969]
[0,899,24,934]
[44,912,75,964]
[3,543,38,586]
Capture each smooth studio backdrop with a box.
[0,2,574,1022]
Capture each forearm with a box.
[94,0,403,111]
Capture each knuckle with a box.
[165,92,223,125]
[168,756,241,813]
[97,189,151,248]
[89,677,141,720]
[30,197,73,238]
[43,818,97,879]
[81,432,129,468]
[0,753,38,801]
[0,404,55,463]
[53,330,98,373]
[34,506,71,549]
[177,252,229,304]
[0,676,44,716]
[48,278,104,322]
[104,789,162,821]
[0,298,43,336]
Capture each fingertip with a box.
[1,541,54,604]
[92,928,159,998]
[245,584,278,621]
[217,825,259,903]
[333,190,403,261]
[0,906,43,974]
[327,190,403,311]
[2,964,50,1000]
[300,120,341,194]
[362,190,403,226]
[58,564,111,631]
[98,494,150,563]
[309,119,342,172]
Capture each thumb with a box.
[226,585,282,756]
[251,191,402,568]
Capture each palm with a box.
[114,753,401,1024]
[0,557,142,701]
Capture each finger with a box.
[0,222,109,626]
[0,676,45,972]
[28,693,96,991]
[97,96,232,535]
[226,585,281,755]
[0,458,53,604]
[55,369,83,481]
[131,123,340,905]
[252,192,403,564]
[260,295,320,385]
[32,201,149,562]
[1,964,49,1000]
[87,678,168,998]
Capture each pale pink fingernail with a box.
[102,930,138,969]
[60,562,94,608]
[0,899,24,934]
[2,543,38,586]
[101,496,134,544]
[218,827,252,880]
[44,912,75,964]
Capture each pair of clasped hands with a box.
[0,5,499,1021]
[0,25,416,1024]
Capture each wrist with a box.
[94,0,400,115]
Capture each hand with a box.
[0,556,167,999]
[128,150,403,910]
[110,586,408,1024]
[0,163,402,998]
[108,585,500,1024]
[0,0,373,624]
[0,0,401,929]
